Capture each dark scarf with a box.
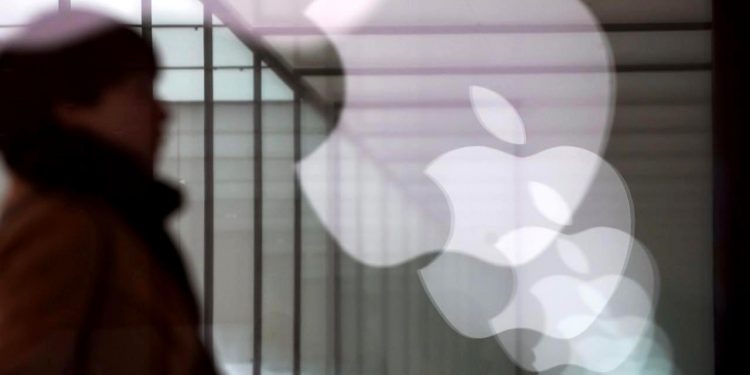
[4,125,199,315]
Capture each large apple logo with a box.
[196,1,618,263]
[422,86,628,269]
[285,0,618,268]
[204,0,663,372]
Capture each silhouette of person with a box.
[0,10,217,374]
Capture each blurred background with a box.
[0,1,716,374]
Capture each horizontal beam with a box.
[296,63,712,76]
[248,22,712,36]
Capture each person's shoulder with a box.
[0,191,110,258]
[2,191,102,229]
[0,192,113,373]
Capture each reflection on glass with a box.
[1,0,58,25]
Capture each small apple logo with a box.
[419,86,658,372]
[423,86,623,269]
[496,237,659,372]
[288,0,618,269]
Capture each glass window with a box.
[260,101,295,373]
[153,27,204,67]
[157,69,205,102]
[0,1,719,374]
[214,27,253,67]
[214,69,252,102]
[212,103,255,374]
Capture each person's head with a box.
[0,10,166,172]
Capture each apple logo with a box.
[421,86,629,270]
[417,86,656,372]
[495,236,660,372]
[419,84,634,331]
[291,0,619,268]
[204,0,664,372]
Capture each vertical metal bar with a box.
[330,106,342,375]
[252,53,264,375]
[410,216,428,374]
[290,40,305,375]
[402,208,411,375]
[202,4,215,354]
[420,218,431,370]
[291,28,303,375]
[59,0,70,12]
[381,185,389,375]
[355,154,364,375]
[333,240,341,375]
[141,0,152,43]
[323,104,342,374]
[292,93,302,375]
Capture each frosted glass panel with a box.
[157,103,206,304]
[0,0,58,25]
[213,103,256,372]
[299,102,332,375]
[153,27,204,67]
[157,69,204,102]
[261,98,295,373]
[152,0,204,25]
[71,0,141,24]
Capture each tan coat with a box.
[0,190,214,374]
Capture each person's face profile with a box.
[54,71,168,169]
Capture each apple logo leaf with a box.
[556,237,590,274]
[529,181,573,226]
[578,278,615,314]
[558,314,598,338]
[470,85,526,145]
[494,226,558,266]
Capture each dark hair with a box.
[0,14,158,168]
